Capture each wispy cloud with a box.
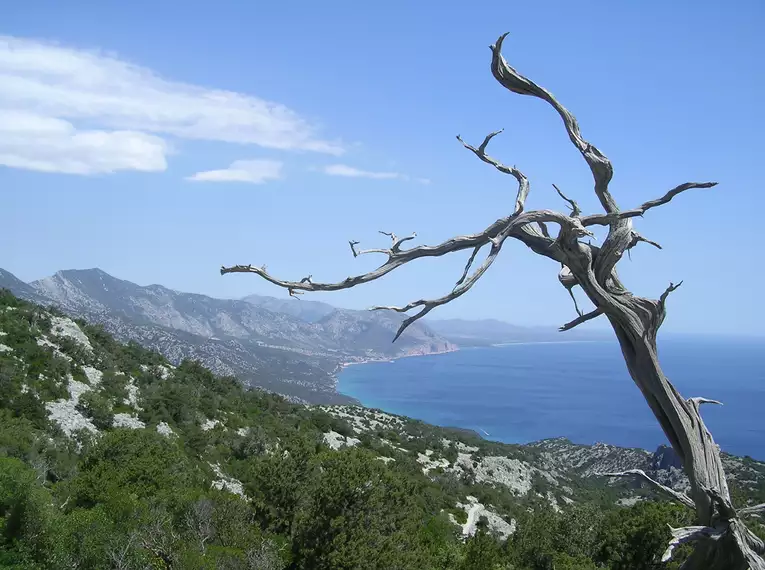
[186,159,283,184]
[0,35,343,175]
[323,164,430,184]
[0,110,167,174]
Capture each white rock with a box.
[472,456,539,495]
[68,379,92,402]
[323,430,360,450]
[236,427,250,436]
[45,374,99,438]
[617,496,643,507]
[0,344,12,352]
[50,315,92,351]
[210,463,248,499]
[201,418,221,431]
[113,413,145,429]
[156,422,175,437]
[124,377,142,410]
[82,366,103,386]
[417,451,451,475]
[451,496,516,541]
[46,399,98,436]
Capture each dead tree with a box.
[221,34,765,568]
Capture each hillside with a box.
[1,290,764,568]
[0,268,456,404]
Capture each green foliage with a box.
[594,500,693,569]
[75,391,113,430]
[0,290,762,569]
[68,429,198,509]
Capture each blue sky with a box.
[3,0,764,335]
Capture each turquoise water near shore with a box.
[338,336,765,459]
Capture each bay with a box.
[338,336,765,460]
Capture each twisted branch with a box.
[582,182,718,227]
[553,184,581,217]
[456,246,483,287]
[598,469,696,509]
[456,129,530,214]
[662,525,725,562]
[740,504,765,518]
[560,308,603,332]
[222,209,586,338]
[372,231,511,341]
[490,33,615,214]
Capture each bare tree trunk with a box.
[606,313,763,568]
[220,32,765,568]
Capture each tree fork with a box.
[221,33,764,568]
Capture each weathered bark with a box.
[221,33,764,568]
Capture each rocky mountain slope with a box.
[2,291,763,568]
[1,268,456,403]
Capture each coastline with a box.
[340,344,460,369]
[330,344,460,390]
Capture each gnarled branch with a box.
[662,525,725,562]
[740,504,765,518]
[221,209,586,339]
[552,184,581,217]
[582,182,718,227]
[490,33,615,214]
[599,469,696,509]
[457,129,530,214]
[559,308,603,332]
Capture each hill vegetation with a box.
[1,289,764,568]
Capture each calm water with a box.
[338,336,765,460]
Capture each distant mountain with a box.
[0,268,49,304]
[425,317,609,347]
[242,293,336,323]
[1,268,456,403]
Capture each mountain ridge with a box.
[1,267,459,403]
[1,266,608,403]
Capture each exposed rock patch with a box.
[323,430,360,450]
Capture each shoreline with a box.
[330,344,460,391]
[334,344,460,374]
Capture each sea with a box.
[338,335,765,460]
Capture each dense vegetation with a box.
[1,289,760,568]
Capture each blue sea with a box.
[338,336,765,460]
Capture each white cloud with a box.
[0,35,343,175]
[0,110,167,174]
[187,159,282,184]
[323,164,399,179]
[322,164,430,184]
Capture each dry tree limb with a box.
[598,469,696,509]
[581,181,719,227]
[456,246,483,287]
[456,129,530,214]
[662,525,725,563]
[489,33,616,214]
[221,33,762,569]
[740,504,765,518]
[559,308,603,332]
[552,184,581,217]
